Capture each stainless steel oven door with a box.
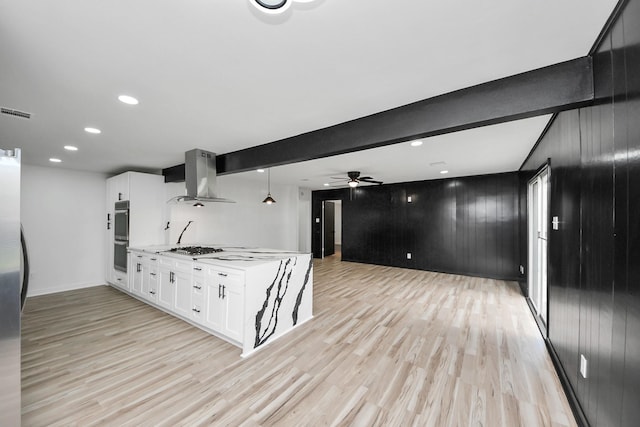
[114,240,128,272]
[114,209,129,241]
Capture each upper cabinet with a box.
[106,172,165,246]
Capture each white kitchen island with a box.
[122,245,313,357]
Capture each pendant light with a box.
[262,168,276,204]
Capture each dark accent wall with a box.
[519,1,640,425]
[313,172,520,281]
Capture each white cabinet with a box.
[129,250,159,302]
[129,252,145,297]
[158,258,193,317]
[191,264,206,324]
[105,172,164,287]
[147,261,159,303]
[204,267,245,344]
[158,260,175,310]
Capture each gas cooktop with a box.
[168,246,224,256]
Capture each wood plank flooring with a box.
[21,256,576,426]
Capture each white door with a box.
[528,167,549,325]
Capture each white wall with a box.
[21,164,106,296]
[164,176,305,252]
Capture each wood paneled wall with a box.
[312,172,520,281]
[520,1,640,425]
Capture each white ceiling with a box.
[0,0,618,187]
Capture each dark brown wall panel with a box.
[620,1,640,425]
[313,172,520,281]
[519,1,640,425]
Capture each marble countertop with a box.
[129,245,311,269]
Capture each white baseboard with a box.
[27,282,104,297]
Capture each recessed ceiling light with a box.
[411,140,423,147]
[257,169,265,173]
[84,127,101,134]
[64,145,78,151]
[118,95,139,105]
[49,158,62,163]
[440,170,449,174]
[323,183,330,187]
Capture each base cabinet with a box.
[130,253,145,297]
[203,268,245,344]
[122,249,313,358]
[158,258,193,317]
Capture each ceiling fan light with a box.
[348,180,358,188]
[250,0,291,14]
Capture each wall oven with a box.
[114,200,129,241]
[114,200,129,272]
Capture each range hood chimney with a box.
[181,149,234,204]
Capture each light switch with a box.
[407,253,412,260]
[315,218,320,223]
[552,216,560,230]
[407,196,412,203]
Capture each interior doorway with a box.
[527,166,549,328]
[322,200,342,258]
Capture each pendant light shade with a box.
[262,169,276,204]
[262,194,276,204]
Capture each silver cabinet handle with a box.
[149,290,156,295]
[192,308,201,313]
[150,258,157,261]
[193,285,202,290]
[218,272,228,277]
[221,285,226,299]
[194,267,202,271]
[150,272,156,276]
[218,284,221,298]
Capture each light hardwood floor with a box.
[22,256,576,426]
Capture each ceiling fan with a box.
[329,171,383,188]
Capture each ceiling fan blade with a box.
[360,178,383,185]
[359,176,373,180]
[330,176,346,180]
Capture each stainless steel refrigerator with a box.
[0,148,26,426]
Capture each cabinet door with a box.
[131,254,145,296]
[221,278,244,343]
[157,266,175,310]
[115,173,130,201]
[173,269,192,318]
[203,281,223,332]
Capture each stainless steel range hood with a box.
[179,149,234,204]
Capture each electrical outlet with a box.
[580,354,588,379]
[315,218,320,223]
[407,196,412,203]
[407,253,412,260]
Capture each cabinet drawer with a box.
[208,268,244,286]
[191,295,204,323]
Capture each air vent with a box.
[1,107,31,119]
